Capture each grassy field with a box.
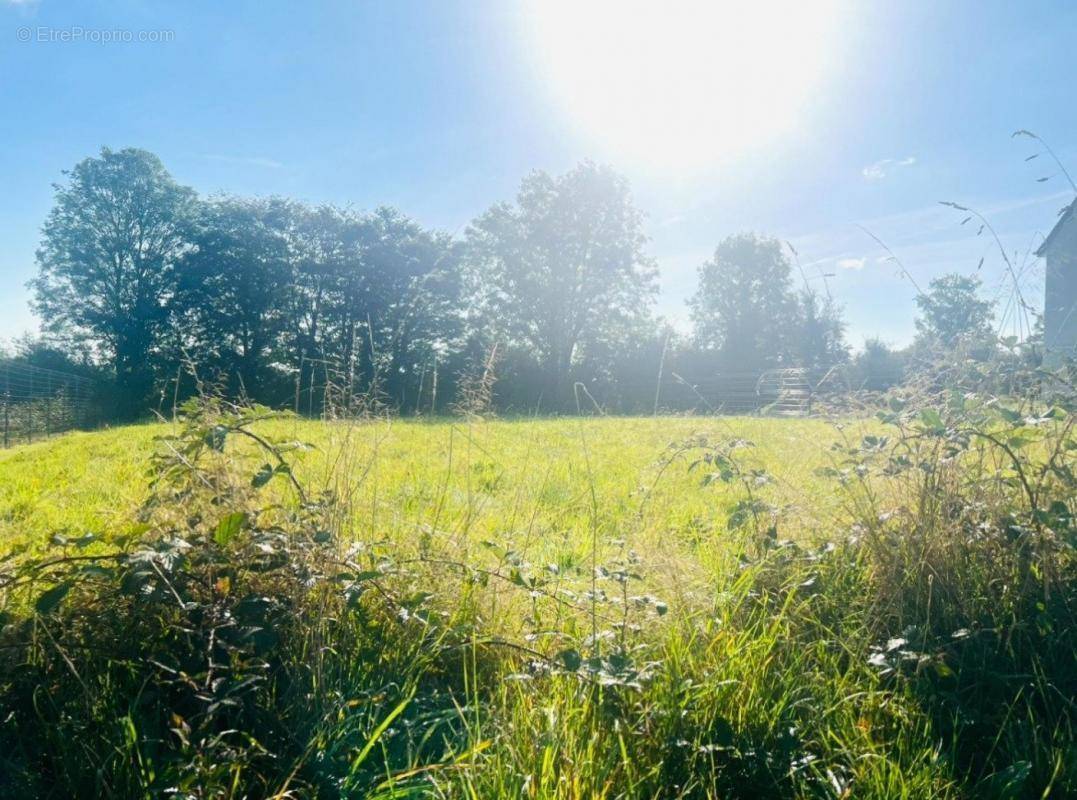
[0,415,849,566]
[0,408,1073,798]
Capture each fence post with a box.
[27,367,33,443]
[3,393,8,449]
[430,354,439,415]
[653,331,670,417]
[295,353,304,416]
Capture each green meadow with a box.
[0,409,1073,798]
[0,416,847,562]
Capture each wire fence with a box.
[278,359,908,419]
[0,355,908,445]
[576,364,907,417]
[0,360,101,448]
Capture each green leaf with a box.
[214,512,247,546]
[918,409,944,432]
[204,425,228,452]
[1006,426,1043,450]
[72,533,98,549]
[932,660,955,679]
[998,407,1022,424]
[1044,406,1067,421]
[557,648,582,671]
[251,463,275,488]
[35,581,72,615]
[347,692,414,777]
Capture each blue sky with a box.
[1,0,1075,349]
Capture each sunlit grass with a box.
[0,410,1071,798]
[0,415,851,560]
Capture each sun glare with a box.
[526,1,842,172]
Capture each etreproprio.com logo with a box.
[16,26,175,44]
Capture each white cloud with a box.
[837,257,866,270]
[862,156,917,180]
[201,154,284,169]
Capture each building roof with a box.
[1036,199,1077,257]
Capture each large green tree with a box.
[273,204,462,409]
[31,147,197,417]
[795,289,849,370]
[467,162,657,406]
[689,233,799,370]
[354,207,464,404]
[321,206,464,407]
[172,196,293,398]
[914,273,995,350]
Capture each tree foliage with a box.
[31,147,197,416]
[914,273,995,350]
[794,289,849,371]
[172,197,293,397]
[27,150,860,418]
[852,337,906,390]
[467,162,657,406]
[689,234,847,372]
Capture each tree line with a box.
[14,147,1005,418]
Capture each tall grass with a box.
[0,370,1073,798]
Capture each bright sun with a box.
[525,1,842,172]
